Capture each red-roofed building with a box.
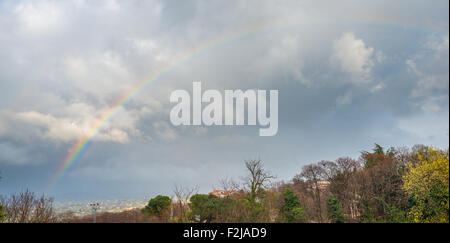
[209,190,235,198]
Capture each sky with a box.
[0,0,448,202]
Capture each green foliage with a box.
[189,194,219,222]
[290,207,307,222]
[0,205,6,222]
[283,188,300,211]
[385,206,410,223]
[189,193,270,223]
[370,143,396,156]
[373,143,385,155]
[402,148,449,223]
[327,196,345,223]
[0,173,6,223]
[281,188,307,222]
[366,198,410,223]
[362,144,396,168]
[360,205,375,223]
[2,144,449,224]
[239,198,270,222]
[142,195,172,218]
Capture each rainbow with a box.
[50,18,290,187]
[50,16,447,188]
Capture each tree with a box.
[327,196,345,223]
[373,143,385,155]
[243,159,275,201]
[295,163,327,222]
[402,148,449,223]
[355,144,409,222]
[0,205,5,222]
[0,189,57,223]
[232,198,270,223]
[0,172,4,222]
[283,188,300,212]
[189,193,271,223]
[362,144,396,168]
[189,194,217,222]
[173,185,198,222]
[142,195,172,221]
[281,188,307,222]
[325,157,360,220]
[217,177,241,191]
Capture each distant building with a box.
[316,180,330,190]
[209,190,235,198]
[308,180,330,191]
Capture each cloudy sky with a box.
[0,0,448,202]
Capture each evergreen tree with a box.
[142,195,172,220]
[282,188,307,222]
[327,196,345,223]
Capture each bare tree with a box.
[216,177,241,192]
[295,163,327,222]
[243,159,276,201]
[1,189,57,223]
[173,184,199,222]
[319,157,361,220]
[317,160,337,181]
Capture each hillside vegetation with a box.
[1,144,448,223]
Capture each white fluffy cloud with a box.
[0,103,146,144]
[332,32,377,83]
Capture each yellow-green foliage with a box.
[402,148,449,223]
